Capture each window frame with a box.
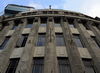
[73,34,85,47]
[82,59,96,73]
[0,36,10,49]
[56,33,65,46]
[36,33,46,46]
[5,58,19,73]
[32,58,44,73]
[58,58,71,73]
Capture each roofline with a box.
[5,4,35,9]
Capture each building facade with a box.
[0,5,100,73]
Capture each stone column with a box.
[87,21,100,44]
[61,18,85,73]
[74,19,100,73]
[15,17,40,73]
[44,17,58,73]
[0,21,14,45]
[0,18,27,73]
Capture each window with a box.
[12,26,18,30]
[83,24,90,30]
[16,34,28,47]
[55,23,61,27]
[69,24,74,28]
[58,58,71,73]
[83,59,96,73]
[6,59,19,73]
[40,23,46,27]
[73,34,84,47]
[0,36,10,49]
[91,37,100,49]
[56,34,65,46]
[32,58,44,73]
[37,34,46,46]
[25,24,32,28]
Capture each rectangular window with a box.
[91,37,100,49]
[6,59,19,73]
[0,36,10,49]
[56,34,65,46]
[32,58,44,73]
[37,34,46,46]
[83,59,96,73]
[73,34,84,47]
[58,58,71,73]
[40,23,46,27]
[55,23,61,27]
[69,24,74,28]
[25,24,32,28]
[12,26,18,30]
[16,34,28,47]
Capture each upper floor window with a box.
[0,36,10,49]
[91,37,100,49]
[16,34,28,47]
[83,59,96,73]
[40,23,46,27]
[12,26,18,30]
[5,59,19,73]
[32,58,44,73]
[56,34,65,46]
[73,34,84,47]
[25,24,32,28]
[58,58,71,73]
[37,34,46,46]
[55,23,61,27]
[69,24,74,28]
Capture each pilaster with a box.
[61,18,85,73]
[44,17,58,73]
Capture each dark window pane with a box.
[83,59,96,73]
[37,34,45,46]
[16,34,28,47]
[73,35,83,47]
[12,26,17,30]
[69,24,74,28]
[26,24,32,28]
[58,58,71,73]
[85,66,95,73]
[55,23,61,27]
[32,59,44,73]
[6,59,19,73]
[0,36,10,49]
[40,23,46,27]
[56,34,65,46]
[91,37,100,49]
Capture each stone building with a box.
[0,4,100,73]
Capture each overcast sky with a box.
[0,0,100,17]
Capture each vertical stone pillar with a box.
[0,20,14,45]
[0,18,27,73]
[15,17,40,73]
[61,18,85,73]
[44,17,58,73]
[74,19,100,73]
[87,21,100,44]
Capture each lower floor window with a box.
[6,59,19,73]
[32,58,44,73]
[58,58,71,73]
[83,59,96,73]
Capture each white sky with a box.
[0,0,100,17]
